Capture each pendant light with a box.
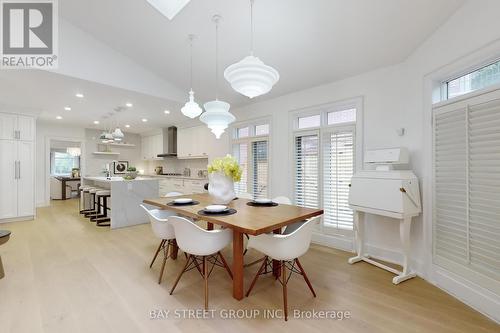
[181,34,203,119]
[224,0,279,98]
[200,15,235,139]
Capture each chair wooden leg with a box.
[150,240,165,268]
[218,251,233,280]
[158,241,170,284]
[245,256,267,297]
[295,258,316,297]
[170,254,192,295]
[204,256,209,310]
[282,260,288,321]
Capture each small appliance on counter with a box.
[154,166,163,175]
[183,168,191,177]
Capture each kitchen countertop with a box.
[143,174,208,181]
[83,176,159,182]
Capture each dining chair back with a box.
[272,196,292,205]
[165,191,183,197]
[237,192,253,200]
[140,204,175,240]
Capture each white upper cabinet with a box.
[0,113,35,141]
[141,133,163,160]
[17,115,35,141]
[177,126,213,159]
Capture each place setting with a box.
[197,205,237,216]
[166,198,200,206]
[246,198,279,207]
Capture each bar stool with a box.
[79,185,93,213]
[84,187,102,218]
[0,230,11,280]
[93,190,111,227]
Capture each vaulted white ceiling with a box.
[60,0,465,105]
[0,0,465,131]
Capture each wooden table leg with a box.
[207,222,214,230]
[62,180,67,200]
[232,231,244,300]
[170,239,179,260]
[273,228,281,279]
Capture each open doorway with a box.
[47,139,83,203]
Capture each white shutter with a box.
[434,107,468,264]
[468,99,500,279]
[323,128,354,230]
[233,143,248,194]
[433,89,500,294]
[294,133,319,208]
[251,140,268,199]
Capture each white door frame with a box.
[44,136,86,206]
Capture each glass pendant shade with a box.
[112,127,124,141]
[181,90,202,118]
[224,55,279,98]
[200,100,235,139]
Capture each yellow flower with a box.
[207,155,242,182]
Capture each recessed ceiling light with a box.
[64,106,71,111]
[75,93,84,98]
[145,0,190,20]
[164,110,170,114]
[142,118,148,122]
[125,102,133,108]
[93,120,100,125]
[56,116,62,120]
[125,124,130,128]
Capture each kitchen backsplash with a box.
[144,158,208,177]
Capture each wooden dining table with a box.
[143,193,324,300]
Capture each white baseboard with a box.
[312,232,354,252]
[0,216,34,224]
[430,265,500,324]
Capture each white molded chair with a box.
[140,204,178,284]
[165,191,183,197]
[168,216,233,310]
[246,216,320,321]
[272,196,292,205]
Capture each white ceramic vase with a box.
[208,171,236,204]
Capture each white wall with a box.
[222,0,500,321]
[83,129,145,177]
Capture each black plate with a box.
[166,200,200,206]
[246,201,278,207]
[197,208,237,216]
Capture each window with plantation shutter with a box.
[294,134,319,208]
[433,89,500,294]
[231,120,270,198]
[323,128,355,230]
[252,140,268,198]
[233,143,248,194]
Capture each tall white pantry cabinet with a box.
[0,112,35,222]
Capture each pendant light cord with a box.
[215,17,219,100]
[189,35,194,91]
[250,0,254,55]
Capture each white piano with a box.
[348,148,421,284]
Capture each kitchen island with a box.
[82,176,159,229]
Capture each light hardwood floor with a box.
[0,199,498,333]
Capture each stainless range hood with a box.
[157,126,177,157]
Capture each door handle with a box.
[17,161,20,179]
[14,161,19,179]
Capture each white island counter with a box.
[82,176,159,229]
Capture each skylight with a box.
[146,0,191,20]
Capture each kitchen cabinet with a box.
[177,125,224,159]
[0,113,35,141]
[141,134,163,160]
[158,177,207,196]
[0,121,35,221]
